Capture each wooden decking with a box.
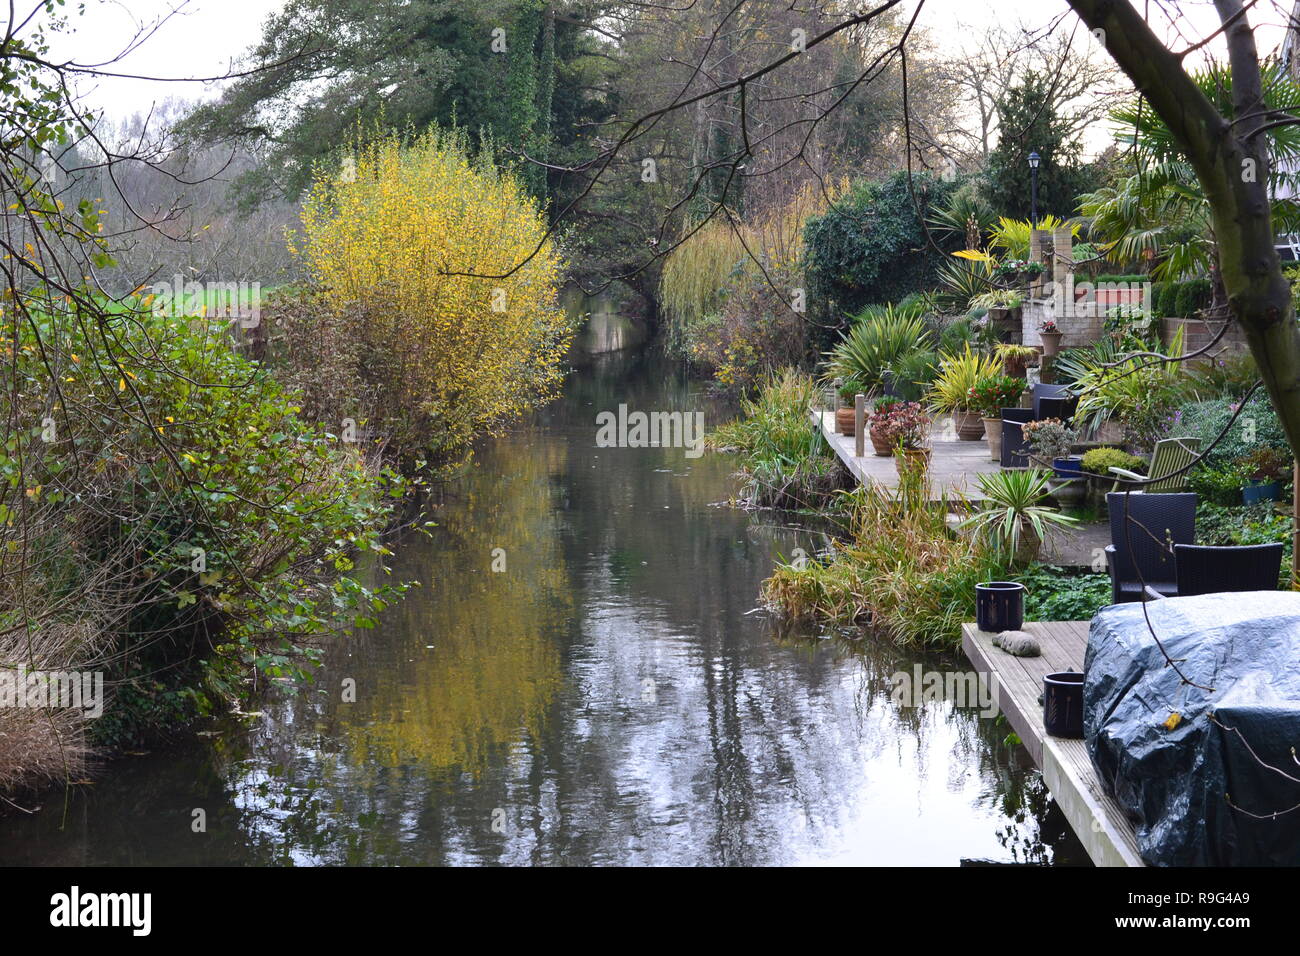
[961,620,1145,867]
[814,411,1002,501]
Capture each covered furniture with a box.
[1000,383,1078,468]
[1173,543,1284,596]
[1104,492,1196,603]
[1108,437,1201,493]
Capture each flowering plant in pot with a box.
[1237,446,1291,503]
[871,401,930,471]
[967,375,1027,462]
[867,396,902,455]
[1038,317,1064,357]
[992,258,1045,286]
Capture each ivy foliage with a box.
[803,170,963,322]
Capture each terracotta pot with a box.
[1039,329,1064,357]
[983,417,1003,462]
[953,409,985,441]
[894,446,931,477]
[869,426,894,457]
[835,407,857,437]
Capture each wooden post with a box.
[854,393,866,458]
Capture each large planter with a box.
[1039,329,1064,357]
[835,407,857,437]
[1243,480,1280,505]
[953,409,985,441]
[982,417,1003,462]
[894,446,931,477]
[869,426,894,457]
[1048,478,1085,509]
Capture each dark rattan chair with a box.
[1173,543,1285,597]
[1105,492,1197,603]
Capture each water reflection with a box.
[0,349,1085,866]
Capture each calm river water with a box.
[1,349,1085,865]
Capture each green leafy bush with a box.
[1173,396,1290,465]
[1187,462,1248,505]
[1196,502,1293,583]
[710,370,850,510]
[3,306,407,745]
[1081,447,1147,476]
[804,171,962,316]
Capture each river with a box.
[0,348,1085,865]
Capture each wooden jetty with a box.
[961,620,1144,867]
[813,410,1001,501]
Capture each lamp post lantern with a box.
[1028,150,1041,227]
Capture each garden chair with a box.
[1104,492,1197,603]
[1172,543,1285,597]
[999,384,1078,468]
[1108,437,1201,493]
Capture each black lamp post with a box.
[1028,150,1041,227]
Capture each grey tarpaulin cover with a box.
[1085,591,1300,866]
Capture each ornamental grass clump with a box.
[762,468,1010,648]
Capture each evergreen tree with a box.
[985,71,1092,221]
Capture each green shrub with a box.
[1159,280,1180,317]
[1196,502,1293,583]
[1081,447,1147,476]
[1187,462,1248,506]
[3,306,408,745]
[1174,278,1206,316]
[804,171,963,316]
[710,369,850,510]
[1173,396,1290,465]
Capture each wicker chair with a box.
[1173,543,1285,597]
[1104,492,1197,603]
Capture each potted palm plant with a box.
[994,343,1038,378]
[926,345,1003,441]
[967,375,1027,462]
[960,469,1080,567]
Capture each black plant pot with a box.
[976,581,1025,633]
[1043,671,1084,738]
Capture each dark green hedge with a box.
[803,171,962,320]
[1152,277,1213,317]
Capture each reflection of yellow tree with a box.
[338,437,570,776]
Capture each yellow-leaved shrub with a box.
[285,128,573,471]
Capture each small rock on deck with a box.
[961,620,1144,867]
[815,411,1002,501]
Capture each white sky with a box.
[18,0,1300,125]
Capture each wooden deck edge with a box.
[961,622,1144,868]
